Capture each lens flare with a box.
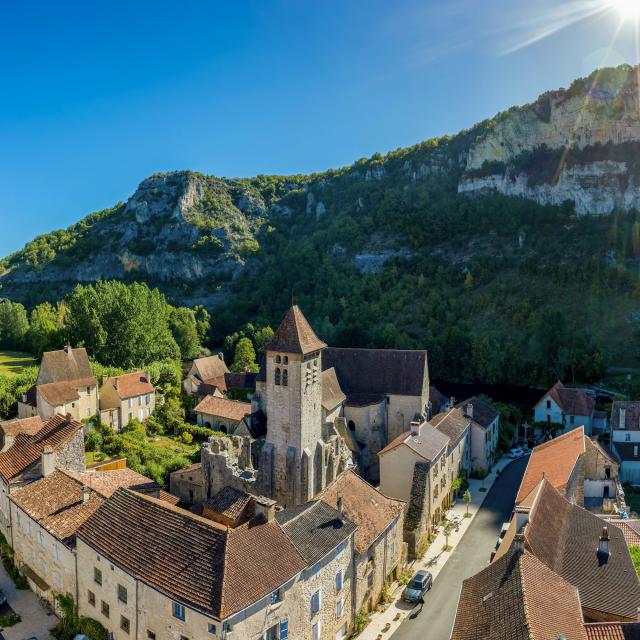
[608,0,640,20]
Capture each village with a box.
[0,304,635,639]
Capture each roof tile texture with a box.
[194,395,251,421]
[265,305,327,355]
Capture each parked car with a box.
[402,569,433,603]
[509,447,525,459]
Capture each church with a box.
[201,305,430,507]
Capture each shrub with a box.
[181,431,193,444]
[0,611,21,626]
[354,609,369,634]
[50,593,108,640]
[84,430,103,452]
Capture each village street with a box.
[390,456,528,640]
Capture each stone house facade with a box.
[183,354,229,397]
[194,396,251,433]
[99,371,155,431]
[169,462,205,505]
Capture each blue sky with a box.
[1,0,639,256]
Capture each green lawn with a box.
[0,351,37,377]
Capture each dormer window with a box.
[275,368,281,386]
[283,369,288,386]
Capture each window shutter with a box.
[280,619,288,639]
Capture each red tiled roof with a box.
[104,371,154,400]
[0,415,83,482]
[0,416,44,438]
[66,468,158,498]
[542,381,595,417]
[265,305,327,355]
[194,395,251,422]
[192,355,229,383]
[516,428,585,504]
[37,381,80,406]
[585,623,640,639]
[611,520,640,547]
[77,489,306,618]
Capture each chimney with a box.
[448,396,456,410]
[253,495,277,523]
[597,527,610,559]
[466,402,474,420]
[82,486,91,504]
[620,407,627,430]
[410,421,422,437]
[42,446,55,477]
[114,378,119,390]
[218,352,225,361]
[515,506,530,532]
[513,532,525,554]
[63,345,71,354]
[337,495,344,521]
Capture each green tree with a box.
[193,305,211,344]
[231,337,258,373]
[168,307,201,360]
[463,489,472,517]
[27,302,61,356]
[0,300,29,350]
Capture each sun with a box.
[609,0,640,21]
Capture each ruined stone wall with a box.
[201,435,257,499]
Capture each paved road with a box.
[392,457,528,640]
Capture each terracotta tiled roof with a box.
[611,520,640,547]
[430,408,470,448]
[321,367,346,411]
[37,381,80,406]
[103,371,154,400]
[319,469,405,553]
[170,462,202,476]
[584,623,640,639]
[516,428,586,504]
[0,416,43,438]
[192,355,229,383]
[323,347,428,398]
[457,396,499,429]
[194,396,251,422]
[77,489,306,619]
[0,414,83,482]
[611,401,640,432]
[38,347,95,385]
[206,486,254,521]
[265,305,327,355]
[379,423,449,463]
[452,547,588,640]
[65,468,159,498]
[524,480,640,620]
[541,381,595,417]
[10,469,104,546]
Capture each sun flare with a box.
[609,0,640,21]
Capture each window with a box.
[118,584,128,604]
[283,356,289,364]
[146,394,151,405]
[311,589,322,615]
[570,415,575,424]
[275,355,281,364]
[282,369,288,386]
[626,433,632,441]
[173,601,186,621]
[208,623,217,635]
[86,408,91,417]
[312,620,321,640]
[335,569,344,593]
[138,396,142,406]
[271,588,282,605]
[54,543,61,562]
[266,624,279,640]
[547,415,551,423]
[546,400,551,409]
[147,632,156,640]
[128,398,133,409]
[280,619,289,640]
[94,567,102,586]
[336,542,346,558]
[101,601,110,618]
[336,596,344,619]
[275,368,281,385]
[121,616,130,634]
[311,562,321,577]
[39,558,46,575]
[53,570,61,589]
[88,590,96,606]
[367,571,374,588]
[38,530,45,547]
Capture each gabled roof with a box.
[276,500,356,566]
[321,367,346,411]
[65,468,159,498]
[379,423,449,464]
[458,396,499,429]
[194,395,251,422]
[585,623,640,639]
[430,408,470,447]
[524,481,640,621]
[319,469,405,553]
[191,355,229,383]
[323,347,428,398]
[451,549,587,640]
[0,416,44,439]
[540,381,595,417]
[611,520,640,547]
[38,347,96,386]
[205,486,255,523]
[429,385,448,414]
[452,547,587,640]
[516,428,586,504]
[102,371,154,400]
[0,414,83,482]
[37,381,81,406]
[264,305,327,355]
[77,488,306,619]
[611,401,640,432]
[612,441,640,462]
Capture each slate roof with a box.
[191,355,229,383]
[584,623,640,639]
[224,371,258,391]
[321,367,346,411]
[37,382,81,406]
[194,396,251,422]
[0,414,83,482]
[10,469,104,547]
[319,469,405,553]
[102,371,154,400]
[458,396,499,429]
[38,347,96,385]
[516,428,586,504]
[0,416,43,438]
[264,305,327,355]
[611,401,640,432]
[323,347,428,398]
[540,381,595,417]
[612,441,640,462]
[452,547,588,640]
[430,408,470,448]
[276,500,356,566]
[524,481,640,620]
[206,486,254,521]
[77,488,306,619]
[379,423,449,464]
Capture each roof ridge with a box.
[533,426,585,451]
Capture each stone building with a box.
[0,416,43,451]
[194,395,251,433]
[169,462,205,505]
[99,371,155,431]
[18,347,99,421]
[183,354,229,397]
[458,397,499,473]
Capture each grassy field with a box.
[0,350,37,377]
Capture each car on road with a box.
[509,447,525,459]
[402,569,433,603]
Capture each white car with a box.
[509,448,524,459]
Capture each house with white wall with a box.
[457,397,500,473]
[533,381,595,436]
[611,401,640,484]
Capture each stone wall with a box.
[201,435,257,500]
[54,429,86,473]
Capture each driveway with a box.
[0,562,56,640]
[391,457,528,640]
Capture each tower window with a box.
[275,355,281,364]
[275,368,281,385]
[283,356,289,364]
[283,369,288,386]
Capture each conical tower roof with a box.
[265,306,327,355]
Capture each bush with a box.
[0,611,21,626]
[181,431,193,444]
[50,594,108,640]
[354,609,369,634]
[84,430,103,452]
